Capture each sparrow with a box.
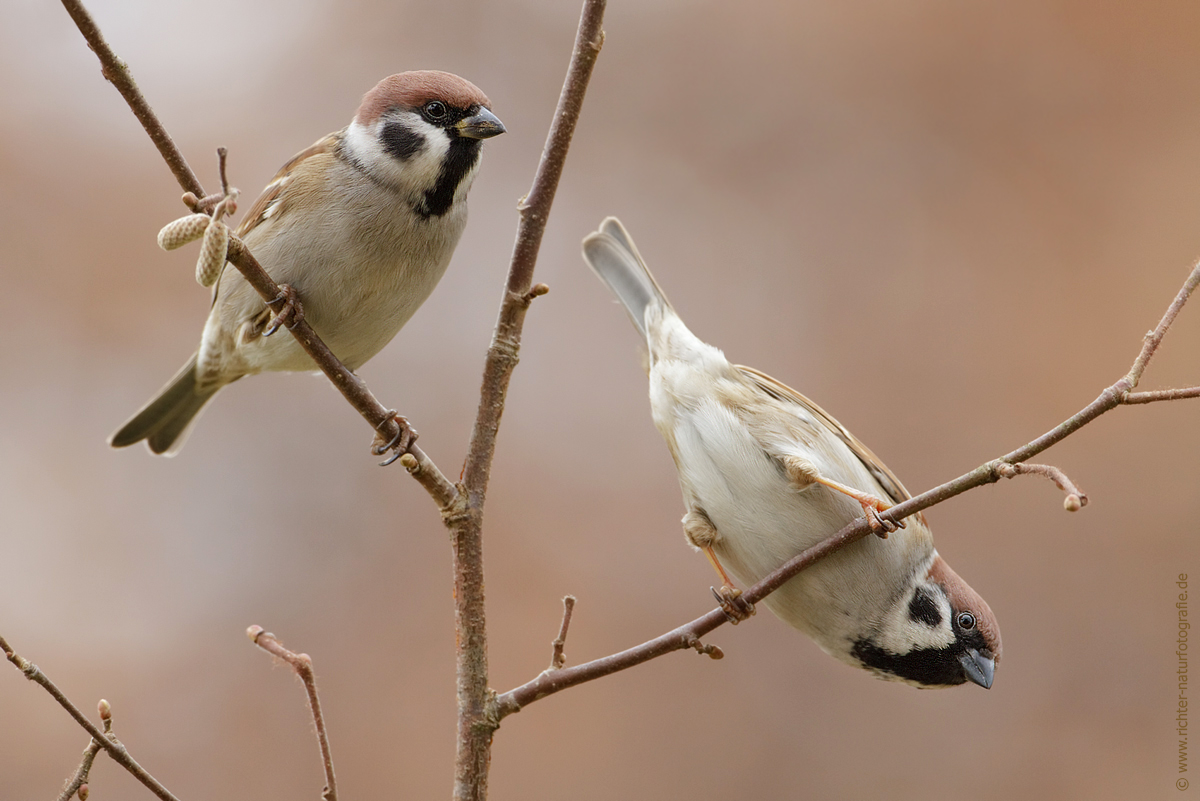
[581,218,1001,688]
[110,71,505,455]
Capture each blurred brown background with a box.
[3,1,1199,798]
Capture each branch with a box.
[460,11,605,497]
[248,627,338,801]
[59,0,202,197]
[1,636,180,801]
[59,0,457,509]
[1123,259,1200,387]
[549,595,577,670]
[995,462,1087,511]
[449,2,606,800]
[494,257,1200,717]
[56,735,102,801]
[1123,386,1200,404]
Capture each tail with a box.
[109,354,220,456]
[581,217,675,340]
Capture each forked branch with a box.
[56,735,102,801]
[494,258,1200,716]
[448,3,606,800]
[39,0,1200,797]
[1,636,180,801]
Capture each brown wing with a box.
[736,365,925,520]
[209,131,343,303]
[234,131,343,239]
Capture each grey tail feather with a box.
[109,354,220,456]
[581,217,674,340]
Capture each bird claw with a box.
[372,411,418,466]
[711,585,755,624]
[865,506,900,538]
[263,284,304,337]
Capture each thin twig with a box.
[687,636,724,659]
[59,0,457,509]
[56,738,102,801]
[1,636,180,801]
[996,462,1088,511]
[248,627,338,801]
[1122,386,1200,404]
[1123,260,1200,388]
[496,607,729,716]
[550,596,577,670]
[216,147,232,198]
[59,0,202,196]
[449,3,606,800]
[493,256,1200,718]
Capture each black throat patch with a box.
[420,137,481,218]
[851,640,968,687]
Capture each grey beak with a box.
[959,648,996,689]
[456,107,506,140]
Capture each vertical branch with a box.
[549,595,577,670]
[461,0,606,496]
[449,2,606,801]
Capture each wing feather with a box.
[234,132,343,239]
[736,364,924,519]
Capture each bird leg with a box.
[706,551,756,624]
[782,455,903,538]
[811,474,902,538]
[262,283,305,337]
[683,510,755,623]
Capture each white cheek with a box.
[874,590,957,655]
[344,114,451,194]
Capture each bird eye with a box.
[423,101,448,120]
[957,612,977,630]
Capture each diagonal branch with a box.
[60,0,202,197]
[1123,259,1200,388]
[59,0,456,509]
[1,636,180,801]
[494,257,1200,718]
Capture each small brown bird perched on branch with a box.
[112,71,505,455]
[582,217,1000,688]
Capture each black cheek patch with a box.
[381,121,427,162]
[907,587,943,628]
